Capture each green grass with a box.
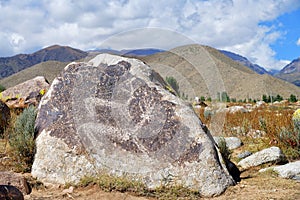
[78,173,200,199]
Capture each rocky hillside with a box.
[275,57,300,86]
[219,50,269,75]
[141,44,300,100]
[0,61,67,89]
[0,45,87,79]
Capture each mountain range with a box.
[0,45,87,79]
[275,58,300,86]
[0,44,300,100]
[140,44,300,100]
[219,50,269,75]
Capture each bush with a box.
[9,106,37,172]
[165,76,179,95]
[0,84,5,92]
[217,137,232,160]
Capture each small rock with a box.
[292,175,300,182]
[228,106,248,113]
[238,146,286,169]
[62,186,74,195]
[245,129,266,138]
[0,185,24,200]
[237,151,252,159]
[254,101,266,108]
[214,136,242,150]
[0,171,30,195]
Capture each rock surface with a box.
[0,171,30,195]
[259,160,300,179]
[0,101,10,135]
[1,76,49,108]
[214,137,242,150]
[237,151,252,159]
[32,54,235,197]
[228,106,248,113]
[0,185,24,200]
[238,146,286,169]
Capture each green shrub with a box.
[0,84,5,92]
[9,106,37,172]
[165,76,179,95]
[217,137,232,160]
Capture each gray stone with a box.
[228,106,248,113]
[32,54,235,197]
[214,137,242,150]
[1,76,49,108]
[237,151,252,159]
[0,171,30,195]
[238,146,286,169]
[0,185,24,200]
[260,161,300,179]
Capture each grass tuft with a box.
[78,173,200,199]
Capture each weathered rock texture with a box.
[214,137,242,150]
[1,76,49,107]
[0,171,30,195]
[0,185,24,200]
[0,101,10,135]
[238,146,286,169]
[260,160,300,179]
[32,54,235,197]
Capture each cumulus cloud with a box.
[0,0,300,70]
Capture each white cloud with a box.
[297,38,300,46]
[0,0,299,70]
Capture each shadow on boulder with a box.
[225,159,241,182]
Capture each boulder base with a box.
[32,54,235,197]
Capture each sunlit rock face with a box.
[32,54,235,197]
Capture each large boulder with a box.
[32,54,235,197]
[1,76,49,108]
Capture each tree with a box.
[262,94,268,102]
[165,76,179,95]
[274,94,283,102]
[289,94,298,103]
[221,92,230,102]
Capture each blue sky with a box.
[0,0,300,70]
[269,8,300,62]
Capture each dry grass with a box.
[77,173,200,200]
[199,103,300,160]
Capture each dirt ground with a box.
[25,170,300,200]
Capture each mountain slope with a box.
[0,45,87,79]
[141,44,300,100]
[220,50,269,75]
[0,61,67,89]
[275,57,300,86]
